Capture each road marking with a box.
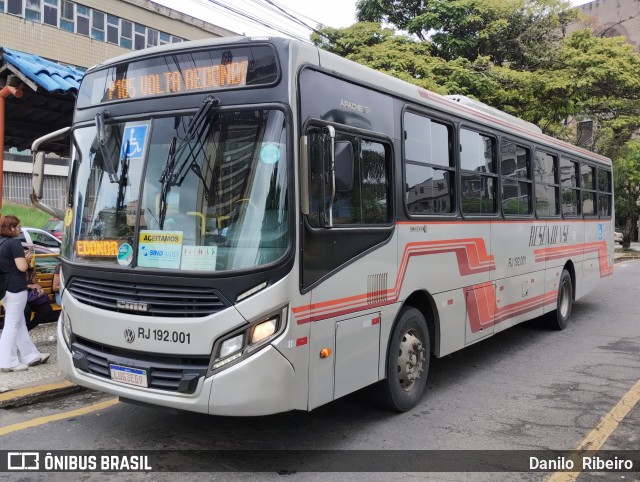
[547,378,640,482]
[0,398,119,436]
[0,380,75,403]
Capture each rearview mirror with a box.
[32,151,45,199]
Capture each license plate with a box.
[109,364,148,388]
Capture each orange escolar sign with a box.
[76,240,120,257]
[106,60,249,101]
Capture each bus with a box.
[30,36,614,416]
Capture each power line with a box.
[203,0,312,42]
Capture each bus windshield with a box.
[65,108,289,272]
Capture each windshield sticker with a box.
[64,207,73,228]
[181,245,217,271]
[76,240,119,257]
[259,143,281,164]
[117,243,133,266]
[138,230,183,269]
[120,124,149,160]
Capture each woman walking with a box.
[0,216,49,372]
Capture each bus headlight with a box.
[209,307,287,374]
[249,318,277,344]
[219,334,244,358]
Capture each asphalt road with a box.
[1,260,639,481]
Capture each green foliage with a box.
[1,201,51,228]
[613,142,640,248]
[311,23,497,96]
[355,0,576,68]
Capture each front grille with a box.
[72,336,209,394]
[67,276,228,317]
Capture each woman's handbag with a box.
[27,289,50,305]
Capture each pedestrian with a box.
[0,216,50,372]
[25,265,58,332]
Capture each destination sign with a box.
[105,60,250,101]
[78,45,279,107]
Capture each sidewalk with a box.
[0,322,74,404]
[614,241,640,262]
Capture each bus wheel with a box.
[548,269,573,330]
[373,307,430,412]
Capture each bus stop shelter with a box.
[0,47,83,212]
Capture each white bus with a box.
[31,36,614,415]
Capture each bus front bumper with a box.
[57,322,297,416]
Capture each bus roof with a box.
[85,36,611,167]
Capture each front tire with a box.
[548,269,573,330]
[373,307,430,412]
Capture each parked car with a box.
[17,227,61,254]
[614,230,623,245]
[42,217,63,241]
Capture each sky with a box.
[153,0,594,41]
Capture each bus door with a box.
[302,126,395,409]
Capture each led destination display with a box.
[78,45,279,107]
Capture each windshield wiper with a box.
[158,95,220,229]
[115,140,130,212]
[94,110,120,183]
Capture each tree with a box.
[613,142,640,248]
[355,0,577,68]
[311,23,499,96]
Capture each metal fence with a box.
[2,172,67,211]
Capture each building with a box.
[0,0,236,70]
[0,0,235,212]
[572,0,640,47]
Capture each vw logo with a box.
[124,328,135,343]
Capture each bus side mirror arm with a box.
[31,126,70,220]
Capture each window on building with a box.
[120,19,132,49]
[460,128,497,215]
[60,0,73,31]
[147,28,158,47]
[134,23,146,50]
[171,35,183,43]
[307,128,391,227]
[581,163,596,216]
[160,32,170,45]
[105,13,118,44]
[501,140,532,215]
[76,3,89,35]
[597,168,612,217]
[91,9,104,41]
[404,112,455,215]
[43,0,57,26]
[7,0,22,15]
[560,158,580,216]
[0,1,5,13]
[534,150,560,217]
[25,0,40,21]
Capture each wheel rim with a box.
[559,279,571,319]
[396,328,426,392]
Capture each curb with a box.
[614,256,640,264]
[0,379,83,409]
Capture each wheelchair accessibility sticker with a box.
[120,124,149,160]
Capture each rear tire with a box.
[372,307,430,412]
[547,269,573,330]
